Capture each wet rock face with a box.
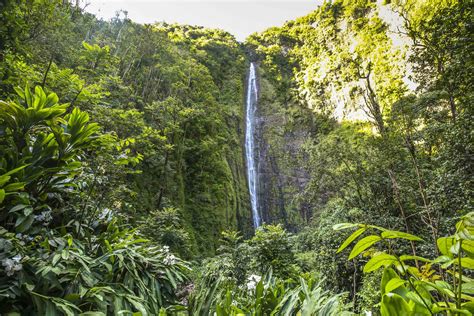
[252,74,313,229]
[256,123,313,230]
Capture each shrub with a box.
[335,212,474,315]
[249,224,299,279]
[0,86,190,314]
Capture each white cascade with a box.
[245,62,261,228]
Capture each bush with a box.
[0,86,190,314]
[249,224,299,279]
[193,270,352,315]
[335,213,474,315]
[140,207,193,258]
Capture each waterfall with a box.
[245,62,261,228]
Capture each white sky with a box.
[85,0,323,41]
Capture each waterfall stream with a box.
[245,62,261,228]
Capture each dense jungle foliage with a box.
[0,0,472,315]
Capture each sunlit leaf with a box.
[364,253,397,273]
[437,237,456,257]
[337,227,366,253]
[349,235,381,260]
[381,230,423,241]
[385,278,406,294]
[381,293,411,316]
[333,223,359,231]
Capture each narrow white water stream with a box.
[245,62,261,228]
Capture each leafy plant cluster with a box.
[191,225,352,315]
[336,212,474,315]
[0,86,189,314]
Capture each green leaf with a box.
[349,235,381,260]
[333,223,359,231]
[399,255,432,263]
[381,268,400,296]
[52,253,61,266]
[45,93,59,108]
[14,86,25,99]
[0,189,4,204]
[23,207,33,216]
[462,301,474,312]
[381,293,411,316]
[9,204,28,213]
[0,175,10,187]
[364,253,397,273]
[126,296,147,316]
[434,280,453,291]
[51,297,81,316]
[441,259,455,269]
[405,291,431,309]
[385,278,405,293]
[4,182,25,192]
[3,164,29,177]
[15,214,34,232]
[457,226,474,241]
[337,227,366,253]
[418,281,455,299]
[381,230,423,241]
[25,85,33,108]
[450,241,461,255]
[461,240,474,256]
[433,255,452,264]
[462,282,474,295]
[460,257,474,269]
[437,237,456,257]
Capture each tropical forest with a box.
[0,0,472,314]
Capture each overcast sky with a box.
[85,0,323,41]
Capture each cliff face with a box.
[244,0,413,229]
[252,67,316,229]
[158,25,255,254]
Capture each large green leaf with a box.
[0,175,10,187]
[4,182,25,192]
[461,240,474,257]
[381,293,411,316]
[385,278,406,294]
[399,255,432,263]
[15,214,34,232]
[405,291,431,311]
[337,227,366,253]
[460,257,474,270]
[349,235,381,260]
[461,281,474,295]
[437,237,457,257]
[381,230,423,241]
[364,253,397,273]
[381,268,400,296]
[333,223,359,231]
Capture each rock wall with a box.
[253,65,315,230]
